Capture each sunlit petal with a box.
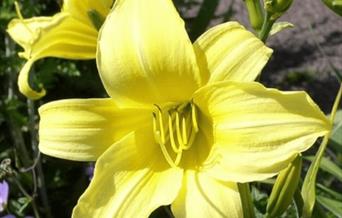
[194,22,272,83]
[97,0,203,106]
[172,171,242,218]
[17,59,45,100]
[7,13,98,99]
[73,130,183,217]
[38,99,150,161]
[7,13,97,60]
[194,81,330,182]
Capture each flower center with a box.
[152,102,199,168]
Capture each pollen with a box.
[152,102,199,168]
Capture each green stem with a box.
[238,183,256,218]
[258,12,276,42]
[13,176,40,218]
[27,99,53,218]
[301,83,342,218]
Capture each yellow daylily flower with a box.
[38,0,331,217]
[7,0,114,100]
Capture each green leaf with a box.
[329,110,342,151]
[301,135,329,218]
[269,21,294,36]
[317,195,342,217]
[252,186,268,214]
[305,156,342,182]
[293,188,303,217]
[301,85,342,218]
[316,183,342,201]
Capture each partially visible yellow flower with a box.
[7,0,114,100]
[38,0,331,217]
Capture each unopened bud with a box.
[266,155,302,217]
[265,0,293,18]
[244,0,264,30]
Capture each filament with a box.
[152,103,199,168]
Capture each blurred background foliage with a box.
[0,0,341,217]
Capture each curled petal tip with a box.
[18,59,46,100]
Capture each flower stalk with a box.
[301,83,342,218]
[258,12,276,42]
[238,183,256,218]
[258,0,294,42]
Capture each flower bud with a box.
[265,0,293,14]
[244,0,264,30]
[266,155,302,217]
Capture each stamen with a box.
[182,116,188,145]
[156,106,166,144]
[168,112,181,153]
[191,103,199,132]
[159,141,178,168]
[152,113,160,143]
[181,115,193,150]
[175,112,185,148]
[152,103,199,168]
[174,151,183,166]
[185,125,197,149]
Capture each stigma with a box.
[152,102,199,168]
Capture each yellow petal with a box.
[38,99,150,161]
[171,171,242,218]
[18,59,46,100]
[63,0,113,26]
[73,130,183,218]
[97,0,203,106]
[194,22,273,83]
[193,81,330,182]
[7,13,98,99]
[7,13,97,60]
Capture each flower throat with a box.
[152,102,199,168]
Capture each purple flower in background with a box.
[84,165,94,181]
[0,215,15,218]
[0,181,9,212]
